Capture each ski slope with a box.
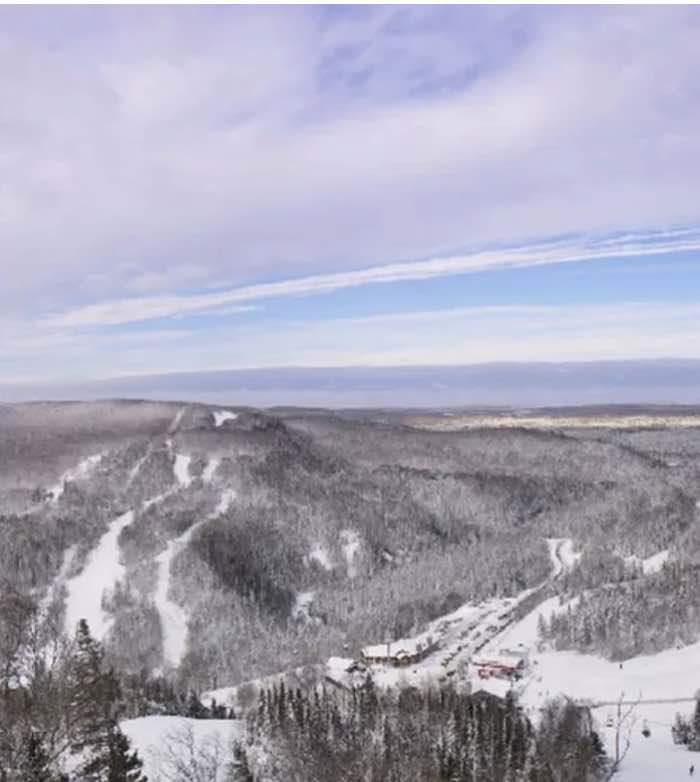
[64,510,134,639]
[153,521,207,667]
[475,562,700,780]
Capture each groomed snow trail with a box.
[340,529,361,578]
[153,489,237,666]
[64,510,134,640]
[173,453,192,488]
[153,521,207,667]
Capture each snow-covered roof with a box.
[472,653,525,669]
[362,630,436,660]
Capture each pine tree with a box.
[231,741,255,782]
[82,724,148,782]
[18,731,63,782]
[69,619,120,759]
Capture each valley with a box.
[2,399,700,779]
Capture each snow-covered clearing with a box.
[173,453,192,488]
[213,410,238,427]
[292,590,316,621]
[214,488,236,516]
[340,529,361,578]
[48,453,102,501]
[308,542,333,571]
[153,521,207,668]
[545,537,581,575]
[64,511,134,640]
[470,562,700,780]
[202,457,220,483]
[122,716,243,782]
[625,549,670,575]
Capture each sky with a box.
[2,5,700,390]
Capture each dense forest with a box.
[235,678,608,781]
[1,401,700,695]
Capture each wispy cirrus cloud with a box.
[42,226,700,328]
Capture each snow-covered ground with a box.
[292,590,316,622]
[173,453,192,488]
[308,541,333,571]
[472,564,700,780]
[202,457,220,483]
[213,410,238,427]
[340,529,361,578]
[48,453,103,501]
[64,510,134,639]
[122,716,243,782]
[214,488,236,516]
[153,521,207,668]
[625,549,670,575]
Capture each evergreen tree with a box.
[18,731,64,782]
[231,741,255,782]
[82,724,148,782]
[69,620,120,759]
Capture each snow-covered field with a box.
[173,453,192,488]
[475,568,700,780]
[625,549,670,575]
[213,410,238,427]
[122,716,243,782]
[64,510,134,639]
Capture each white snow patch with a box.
[127,451,150,485]
[625,549,670,575]
[340,529,361,578]
[48,453,103,501]
[213,410,238,427]
[292,591,315,621]
[173,453,192,488]
[545,538,580,575]
[122,716,242,782]
[153,521,207,668]
[202,458,220,483]
[308,542,333,571]
[64,510,134,640]
[214,488,236,516]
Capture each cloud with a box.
[1,6,700,324]
[7,300,700,385]
[41,227,700,327]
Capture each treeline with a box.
[540,561,700,659]
[235,679,608,782]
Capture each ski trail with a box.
[168,406,187,434]
[48,453,103,502]
[153,520,207,667]
[154,489,237,666]
[64,510,135,640]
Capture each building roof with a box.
[362,630,436,660]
